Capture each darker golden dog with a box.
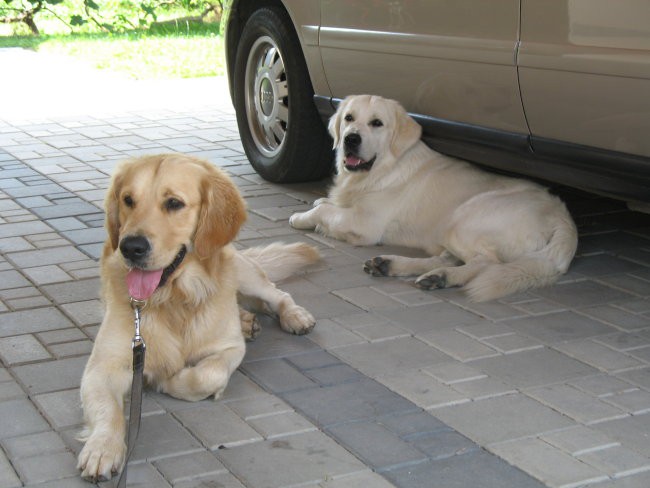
[78,154,318,481]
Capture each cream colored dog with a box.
[290,95,577,301]
[78,154,318,481]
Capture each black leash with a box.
[116,299,147,488]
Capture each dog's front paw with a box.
[279,305,316,335]
[77,434,126,482]
[364,256,391,276]
[289,212,313,230]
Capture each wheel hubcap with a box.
[245,36,288,158]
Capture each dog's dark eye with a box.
[123,195,134,208]
[344,114,354,122]
[370,119,383,128]
[165,198,185,211]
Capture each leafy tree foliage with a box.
[1,0,223,35]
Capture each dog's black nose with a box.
[344,133,361,149]
[119,235,150,263]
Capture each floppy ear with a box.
[104,169,124,251]
[390,100,422,158]
[194,169,247,259]
[328,97,349,148]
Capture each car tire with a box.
[233,6,333,183]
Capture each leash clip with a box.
[129,297,147,350]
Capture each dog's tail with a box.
[465,213,578,302]
[240,242,320,282]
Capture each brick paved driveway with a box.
[1,49,650,488]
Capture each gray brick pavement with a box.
[1,63,650,487]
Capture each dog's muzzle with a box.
[120,235,150,267]
[343,133,375,171]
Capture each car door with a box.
[518,0,650,158]
[318,0,529,134]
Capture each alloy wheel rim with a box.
[244,36,289,158]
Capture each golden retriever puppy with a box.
[78,154,318,481]
[290,95,578,301]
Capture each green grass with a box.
[0,21,226,79]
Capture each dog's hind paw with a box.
[415,272,447,290]
[364,256,391,277]
[239,308,261,342]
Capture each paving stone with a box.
[101,462,171,488]
[0,399,49,439]
[12,355,87,394]
[481,333,544,354]
[242,317,321,362]
[332,337,451,377]
[129,413,203,462]
[0,451,20,488]
[0,334,51,365]
[469,347,598,388]
[248,411,318,439]
[285,349,342,370]
[418,329,499,361]
[433,393,574,445]
[36,328,87,345]
[304,319,366,348]
[152,451,227,484]
[40,278,101,304]
[21,265,72,285]
[7,246,88,268]
[0,381,24,402]
[12,451,78,486]
[504,311,616,344]
[384,449,546,488]
[541,426,620,456]
[0,270,30,289]
[447,375,517,400]
[489,438,608,488]
[379,302,482,333]
[282,379,418,427]
[526,384,626,424]
[378,369,468,409]
[173,471,245,488]
[1,431,68,459]
[326,420,427,470]
[240,358,318,394]
[318,470,397,488]
[48,340,93,358]
[533,280,633,308]
[584,471,650,488]
[174,403,262,449]
[592,413,650,457]
[581,305,650,331]
[554,340,644,372]
[332,286,402,311]
[617,368,650,390]
[569,374,636,397]
[410,428,478,460]
[377,410,448,439]
[60,300,102,326]
[595,333,650,352]
[603,389,650,414]
[33,389,83,429]
[302,363,366,386]
[0,220,52,240]
[225,392,292,420]
[577,445,650,478]
[216,431,367,488]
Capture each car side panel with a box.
[519,0,650,157]
[318,0,529,133]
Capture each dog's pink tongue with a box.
[126,268,163,301]
[346,156,363,167]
